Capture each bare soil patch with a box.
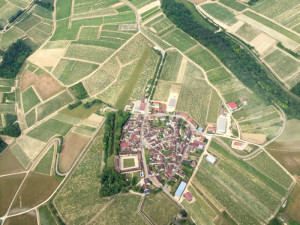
[59,132,89,173]
[241,133,267,144]
[10,172,59,214]
[20,70,64,101]
[0,150,25,175]
[229,20,245,33]
[82,114,104,128]
[250,33,276,55]
[0,174,25,216]
[28,48,65,67]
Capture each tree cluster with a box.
[68,101,82,110]
[248,0,260,5]
[161,0,300,119]
[9,10,23,23]
[69,82,88,100]
[0,139,8,153]
[0,40,32,79]
[35,0,54,10]
[0,114,21,137]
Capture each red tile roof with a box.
[161,104,166,111]
[227,102,238,110]
[184,192,193,201]
[233,141,243,146]
[120,142,130,148]
[140,103,146,111]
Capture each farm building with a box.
[184,192,193,201]
[217,114,227,133]
[207,126,216,133]
[175,181,187,198]
[227,102,238,111]
[206,154,217,164]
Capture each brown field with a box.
[241,133,267,144]
[29,49,65,67]
[267,150,300,175]
[4,210,37,225]
[10,172,59,214]
[58,132,90,173]
[20,70,64,101]
[0,174,25,216]
[0,150,25,175]
[280,184,300,224]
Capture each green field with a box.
[36,91,73,121]
[142,192,180,225]
[0,103,15,113]
[79,27,99,40]
[56,0,72,20]
[123,158,135,168]
[34,145,55,175]
[264,49,300,80]
[25,109,36,128]
[152,80,172,102]
[4,210,37,225]
[206,67,232,84]
[22,87,40,113]
[235,23,261,42]
[186,45,221,71]
[201,3,238,26]
[74,125,95,136]
[206,90,222,123]
[219,0,247,12]
[0,79,15,87]
[160,50,182,82]
[162,29,197,52]
[11,144,30,169]
[38,205,57,225]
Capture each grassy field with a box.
[59,102,101,119]
[162,29,197,52]
[54,128,112,224]
[182,186,216,225]
[0,150,24,175]
[235,23,261,42]
[186,45,221,71]
[264,49,300,81]
[58,132,89,173]
[192,139,293,224]
[34,145,55,175]
[152,80,172,102]
[123,158,135,168]
[142,192,180,225]
[160,50,182,82]
[56,0,72,20]
[4,210,37,225]
[21,87,40,113]
[11,172,60,214]
[74,124,96,136]
[36,91,73,121]
[206,90,222,123]
[0,174,25,216]
[38,205,57,225]
[219,0,247,12]
[201,3,238,26]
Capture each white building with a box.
[206,154,217,164]
[217,114,227,133]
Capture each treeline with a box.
[248,0,260,5]
[103,111,130,163]
[291,83,300,97]
[277,42,300,60]
[0,139,8,153]
[161,0,300,119]
[0,114,21,137]
[35,0,54,10]
[9,10,24,23]
[0,40,32,79]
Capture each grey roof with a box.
[217,115,227,133]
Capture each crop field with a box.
[0,149,25,175]
[58,132,89,173]
[38,205,57,225]
[129,0,157,9]
[206,67,232,84]
[219,0,247,12]
[90,194,146,225]
[152,17,172,33]
[162,29,197,52]
[264,49,300,81]
[142,192,180,225]
[64,44,115,64]
[21,87,41,113]
[275,6,300,31]
[83,56,120,95]
[36,91,73,121]
[0,27,24,51]
[186,45,221,71]
[11,172,60,214]
[176,63,214,126]
[152,80,172,102]
[160,50,182,82]
[17,135,47,161]
[4,210,37,225]
[34,145,55,175]
[206,90,222,123]
[235,23,261,42]
[53,59,99,85]
[280,184,300,224]
[201,3,238,26]
[79,27,99,40]
[267,150,300,175]
[15,14,42,32]
[0,103,15,113]
[74,124,96,136]
[56,0,72,20]
[193,139,292,224]
[11,144,30,169]
[243,10,300,44]
[0,79,15,87]
[182,186,216,225]
[60,102,101,119]
[0,174,25,216]
[54,128,113,224]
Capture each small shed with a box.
[184,192,193,201]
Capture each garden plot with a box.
[264,49,300,82]
[16,135,46,161]
[162,29,197,52]
[193,139,292,224]
[201,3,238,26]
[21,87,41,113]
[52,59,99,85]
[59,132,89,173]
[160,50,183,82]
[36,90,73,121]
[83,56,120,95]
[64,43,115,64]
[235,23,261,42]
[186,45,221,71]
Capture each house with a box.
[206,154,217,164]
[217,115,227,133]
[207,126,216,133]
[153,101,160,109]
[184,192,193,201]
[175,181,187,198]
[227,102,238,111]
[120,141,130,148]
[190,161,196,167]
